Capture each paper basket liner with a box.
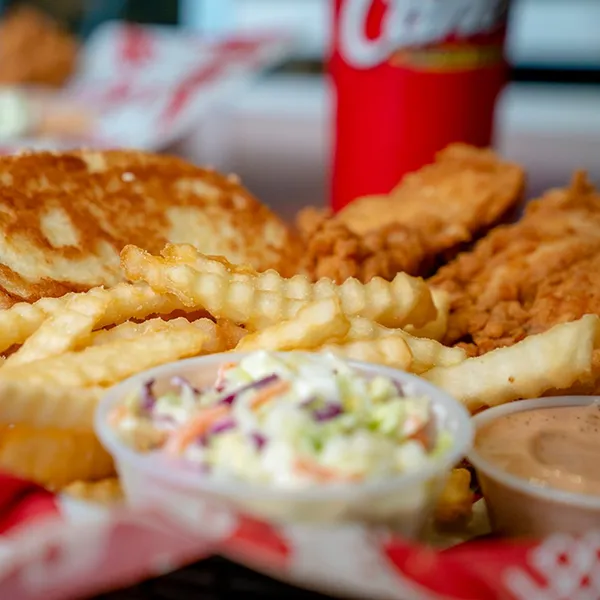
[0,21,295,155]
[0,473,599,600]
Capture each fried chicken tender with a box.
[298,208,428,282]
[298,144,525,282]
[431,173,600,375]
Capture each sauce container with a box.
[95,352,472,539]
[468,396,600,538]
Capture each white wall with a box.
[180,0,600,67]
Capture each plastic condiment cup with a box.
[95,352,473,538]
[468,396,600,538]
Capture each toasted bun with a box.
[0,149,300,307]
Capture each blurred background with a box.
[0,0,599,218]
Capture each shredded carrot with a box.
[165,404,230,455]
[294,457,360,483]
[249,380,291,410]
[409,424,431,451]
[215,361,237,388]
[404,416,422,435]
[108,405,128,427]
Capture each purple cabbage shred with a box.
[209,418,237,435]
[196,434,209,447]
[141,379,156,411]
[313,402,344,422]
[250,432,268,451]
[393,380,405,397]
[219,373,279,406]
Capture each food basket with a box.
[1,471,598,600]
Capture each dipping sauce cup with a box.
[468,396,600,538]
[95,352,472,539]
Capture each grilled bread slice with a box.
[0,149,300,307]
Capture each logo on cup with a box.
[338,0,509,69]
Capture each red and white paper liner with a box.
[0,474,598,600]
[0,22,294,154]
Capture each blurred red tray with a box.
[0,473,598,600]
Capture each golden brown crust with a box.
[0,149,301,306]
[62,477,124,505]
[432,172,600,353]
[298,144,525,282]
[337,143,525,240]
[0,423,115,489]
[297,208,428,283]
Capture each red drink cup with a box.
[330,0,511,212]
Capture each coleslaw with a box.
[110,351,451,488]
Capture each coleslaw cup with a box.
[468,396,600,538]
[95,352,473,538]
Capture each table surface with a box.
[94,556,338,599]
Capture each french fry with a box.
[0,295,73,354]
[121,244,435,329]
[163,244,318,299]
[164,246,442,335]
[62,477,124,504]
[92,316,198,344]
[163,244,260,276]
[424,315,600,412]
[0,381,102,429]
[123,245,304,329]
[215,318,248,349]
[434,468,474,526]
[401,332,466,374]
[91,316,245,354]
[191,318,247,353]
[322,337,412,370]
[342,317,466,373]
[171,243,437,326]
[87,283,189,329]
[0,328,208,388]
[89,317,179,346]
[5,293,109,367]
[0,282,190,354]
[0,424,115,489]
[236,298,350,352]
[405,288,450,342]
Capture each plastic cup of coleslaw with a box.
[95,351,473,538]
